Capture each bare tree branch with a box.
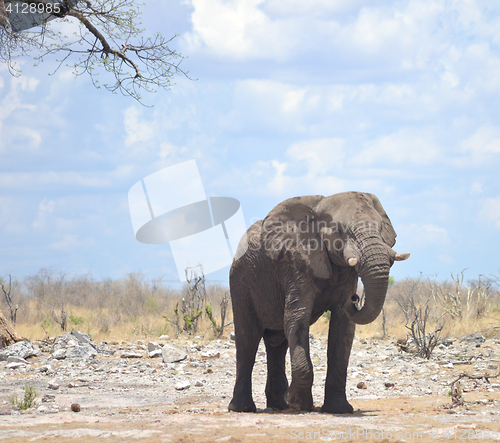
[0,0,190,104]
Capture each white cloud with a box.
[287,138,345,175]
[123,107,155,146]
[253,138,349,196]
[185,0,279,60]
[401,223,450,245]
[462,125,500,156]
[11,76,39,93]
[0,167,135,190]
[49,234,84,251]
[0,74,42,152]
[355,128,441,166]
[32,198,56,229]
[479,197,500,229]
[470,181,484,195]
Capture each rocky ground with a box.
[0,331,500,442]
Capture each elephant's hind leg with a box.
[263,330,289,410]
[228,298,262,412]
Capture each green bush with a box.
[10,385,38,410]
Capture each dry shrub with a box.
[3,270,500,343]
[2,269,230,342]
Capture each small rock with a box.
[39,365,52,373]
[6,362,26,370]
[204,368,213,374]
[0,339,39,361]
[161,344,187,363]
[52,349,67,360]
[149,349,162,359]
[51,332,97,362]
[230,332,236,341]
[42,394,55,403]
[148,342,161,352]
[175,380,191,391]
[120,351,143,359]
[443,362,454,368]
[384,382,395,388]
[71,403,81,412]
[357,382,367,389]
[194,379,204,387]
[201,351,220,360]
[6,356,29,364]
[460,333,485,344]
[48,380,60,390]
[159,335,170,340]
[68,382,78,388]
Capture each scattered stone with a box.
[460,333,485,344]
[149,349,162,359]
[357,382,367,389]
[161,344,187,363]
[175,380,191,390]
[71,330,94,346]
[159,335,170,341]
[384,382,395,388]
[42,394,55,403]
[37,405,58,414]
[205,368,213,374]
[0,340,39,361]
[148,342,161,352]
[201,351,220,360]
[71,403,81,412]
[51,332,97,362]
[52,349,67,360]
[48,380,59,390]
[6,356,29,364]
[6,362,26,370]
[194,379,204,387]
[68,382,78,388]
[121,351,143,359]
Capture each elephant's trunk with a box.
[344,237,390,325]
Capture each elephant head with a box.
[261,192,409,325]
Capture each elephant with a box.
[228,191,409,414]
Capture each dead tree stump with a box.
[0,309,23,348]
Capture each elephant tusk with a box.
[348,257,358,266]
[395,252,410,261]
[350,294,360,304]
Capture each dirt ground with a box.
[1,393,500,443]
[1,334,500,442]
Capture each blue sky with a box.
[1,0,500,285]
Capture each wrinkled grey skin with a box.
[228,192,409,414]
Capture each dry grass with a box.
[2,270,500,343]
[1,270,231,343]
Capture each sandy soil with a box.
[1,335,499,442]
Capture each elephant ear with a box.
[262,197,333,280]
[368,193,397,247]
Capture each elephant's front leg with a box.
[322,305,356,413]
[284,301,314,411]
